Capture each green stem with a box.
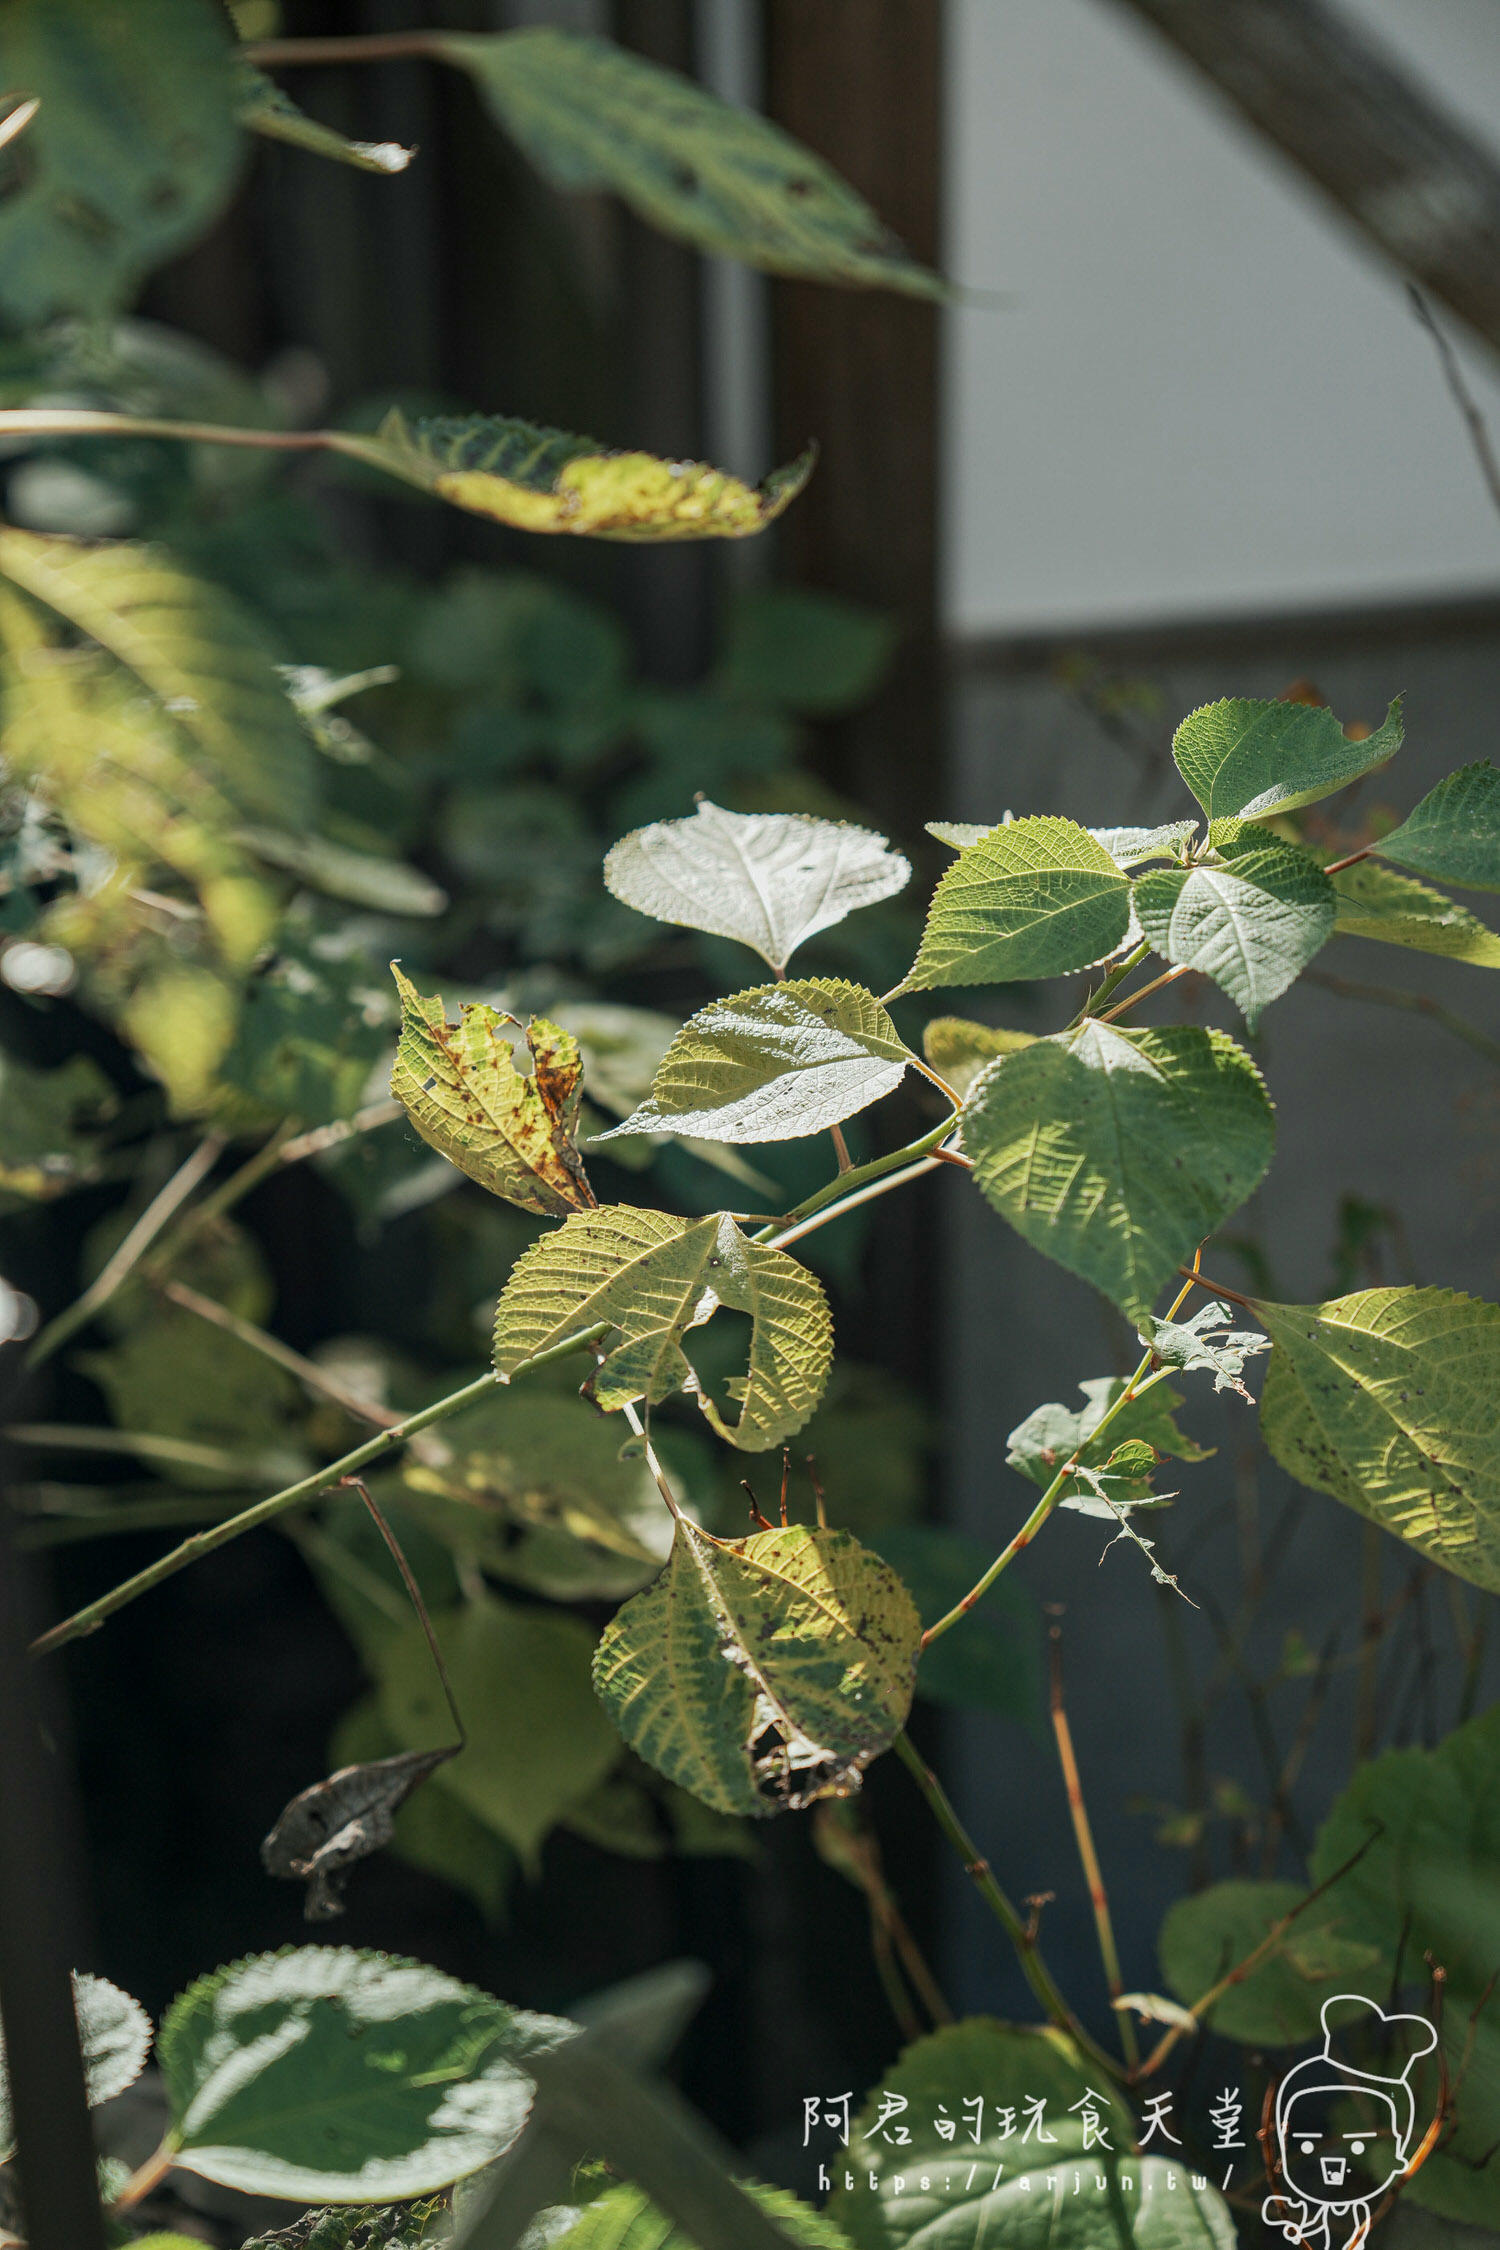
[28,1323,608,1658]
[892,1731,1125,2083]
[1098,962,1192,1025]
[1068,941,1149,1027]
[160,1279,400,1429]
[751,1115,958,1247]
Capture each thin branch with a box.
[1305,968,1500,1069]
[1098,962,1194,1024]
[342,1476,464,1745]
[1175,1266,1261,1314]
[277,1098,403,1167]
[618,1397,684,1524]
[244,31,443,65]
[751,1114,959,1245]
[159,1280,402,1430]
[1409,285,1500,518]
[763,1157,944,1255]
[1049,1623,1138,2067]
[1321,846,1373,877]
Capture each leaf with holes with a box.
[603,800,910,973]
[1172,695,1403,821]
[0,1973,152,2158]
[1255,1287,1500,1593]
[1132,841,1336,1025]
[340,411,813,541]
[597,981,912,1145]
[439,27,943,295]
[592,1519,920,1817]
[1139,1301,1271,1400]
[1373,761,1500,894]
[1006,1373,1212,1508]
[0,0,243,322]
[897,818,1131,993]
[1330,859,1500,965]
[158,1947,573,2200]
[963,1022,1274,1321]
[493,1206,832,1451]
[390,966,595,1217]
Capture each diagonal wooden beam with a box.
[1109,0,1500,360]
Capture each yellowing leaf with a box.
[592,1519,920,1816]
[340,410,813,541]
[1331,860,1500,965]
[390,965,596,1217]
[493,1206,832,1452]
[921,1016,1035,1099]
[1256,1286,1500,1593]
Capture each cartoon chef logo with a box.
[1263,1994,1439,2249]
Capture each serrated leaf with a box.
[592,1519,919,1817]
[1089,819,1200,868]
[341,410,813,541]
[390,966,596,1218]
[237,62,415,174]
[920,1017,1035,1100]
[1006,1374,1212,1508]
[1374,760,1500,893]
[1255,1286,1500,1592]
[1133,841,1336,1025]
[158,1947,573,2201]
[598,981,911,1145]
[243,2203,448,2249]
[603,800,910,974]
[898,818,1131,993]
[0,0,242,323]
[1331,859,1500,964]
[494,1207,832,1451]
[0,1971,151,2154]
[963,1022,1275,1321]
[1172,695,1403,820]
[439,27,941,296]
[552,2179,847,2250]
[1139,1301,1271,1400]
[1159,1881,1380,2046]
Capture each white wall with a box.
[944,0,1500,637]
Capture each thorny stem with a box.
[892,1731,1125,2084]
[27,1324,609,1657]
[1049,1624,1138,2068]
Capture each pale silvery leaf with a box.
[1140,1300,1271,1400]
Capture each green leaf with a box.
[0,0,243,322]
[376,1593,619,1871]
[1331,860,1500,965]
[158,1947,573,2201]
[341,410,814,541]
[1159,1881,1381,2047]
[390,966,596,1217]
[240,827,446,917]
[243,2204,448,2249]
[897,819,1131,993]
[1373,760,1500,893]
[1171,696,1403,820]
[439,28,941,296]
[551,2180,848,2250]
[963,1023,1275,1321]
[719,588,897,714]
[493,1207,832,1452]
[0,1051,114,1203]
[1006,1374,1212,1506]
[1255,1286,1500,1592]
[598,981,912,1145]
[921,1017,1035,1099]
[1132,842,1336,1026]
[928,820,1199,870]
[0,1972,152,2155]
[0,527,315,824]
[592,1519,920,1816]
[78,1307,304,1489]
[1139,1301,1270,1400]
[237,62,415,174]
[217,927,395,1132]
[871,1526,1041,1718]
[603,800,910,974]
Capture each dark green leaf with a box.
[1374,761,1500,893]
[1171,696,1403,820]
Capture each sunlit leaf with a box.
[1373,760,1500,894]
[920,1017,1035,1100]
[551,2179,846,2250]
[1006,1373,1211,1507]
[494,1206,832,1451]
[1133,841,1335,1026]
[598,981,912,1145]
[340,410,813,541]
[603,800,910,974]
[390,966,596,1218]
[963,1023,1274,1321]
[1138,1300,1270,1400]
[1331,860,1500,965]
[897,818,1131,993]
[0,1973,152,2156]
[237,62,415,174]
[440,27,942,295]
[1172,695,1403,820]
[592,1520,920,1816]
[1256,1286,1500,1592]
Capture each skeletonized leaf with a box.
[592,1519,920,1816]
[603,799,910,973]
[493,1207,832,1451]
[897,817,1131,993]
[1139,1300,1271,1399]
[0,0,243,322]
[597,980,912,1145]
[439,27,942,295]
[1373,761,1500,893]
[1132,840,1336,1025]
[1256,1286,1500,1592]
[1006,1373,1212,1507]
[390,966,596,1217]
[261,1747,459,1922]
[340,410,813,541]
[158,1948,573,2201]
[1172,695,1403,820]
[1331,860,1500,965]
[237,63,415,174]
[962,1022,1274,1321]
